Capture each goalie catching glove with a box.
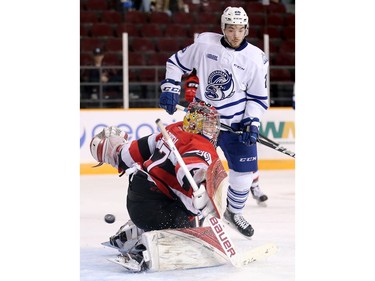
[184,68,199,102]
[90,126,128,168]
[193,184,215,221]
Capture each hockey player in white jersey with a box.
[159,6,269,238]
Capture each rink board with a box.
[80,108,295,174]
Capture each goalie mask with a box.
[183,101,220,146]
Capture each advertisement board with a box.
[80,108,295,174]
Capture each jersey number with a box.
[147,141,173,171]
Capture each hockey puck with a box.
[104,214,115,224]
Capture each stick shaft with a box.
[155,118,199,192]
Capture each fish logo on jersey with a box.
[204,70,235,101]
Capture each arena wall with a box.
[80,108,295,174]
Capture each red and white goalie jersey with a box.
[118,121,219,215]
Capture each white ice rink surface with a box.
[80,170,295,281]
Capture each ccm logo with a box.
[239,157,257,162]
[162,86,180,93]
[209,217,236,257]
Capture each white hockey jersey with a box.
[165,32,269,128]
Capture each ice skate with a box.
[223,208,254,238]
[104,220,144,254]
[250,185,268,206]
[107,252,147,272]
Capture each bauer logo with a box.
[209,216,236,257]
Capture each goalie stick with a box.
[102,228,278,271]
[175,104,295,158]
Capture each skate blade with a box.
[101,241,119,249]
[107,256,143,272]
[256,201,267,207]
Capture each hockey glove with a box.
[193,184,215,219]
[239,117,260,146]
[160,79,181,115]
[90,126,128,168]
[184,68,199,102]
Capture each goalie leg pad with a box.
[205,158,228,218]
[141,227,228,272]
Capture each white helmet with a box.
[90,126,128,167]
[221,7,249,33]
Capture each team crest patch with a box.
[204,70,235,101]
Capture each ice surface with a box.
[80,170,295,280]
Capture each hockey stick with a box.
[176,104,295,158]
[219,122,296,158]
[155,118,240,267]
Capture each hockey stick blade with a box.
[234,242,278,267]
